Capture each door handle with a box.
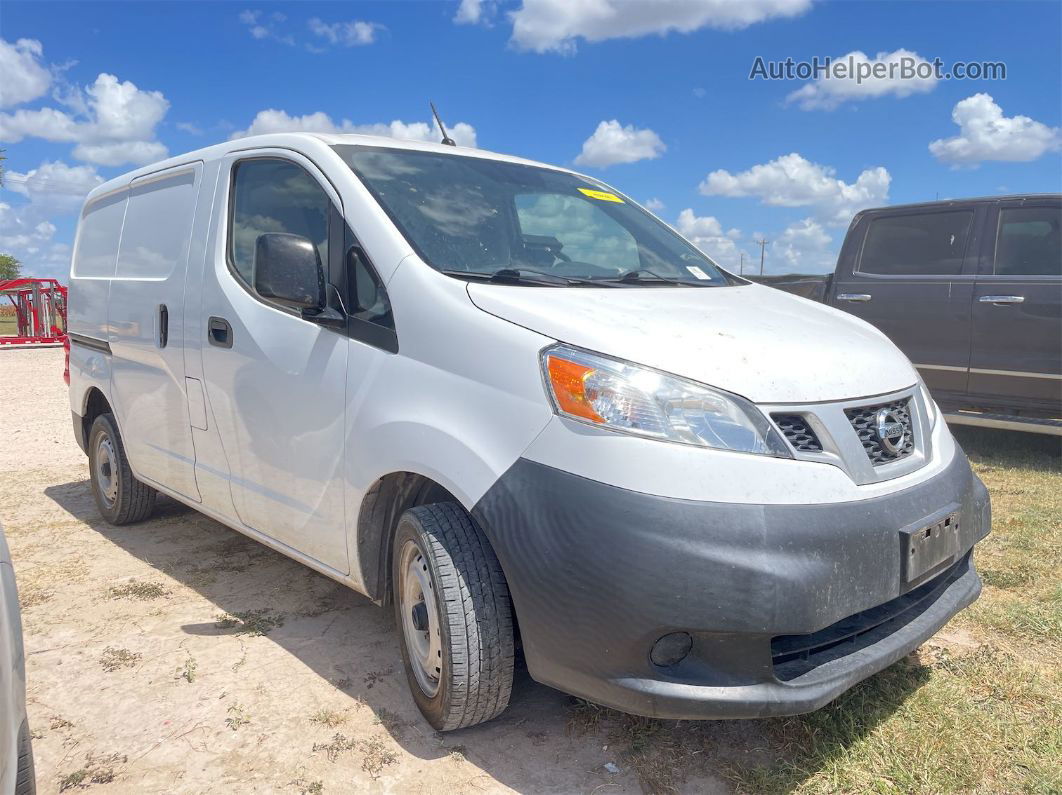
[208,316,232,348]
[837,293,872,303]
[979,295,1025,305]
[158,304,168,348]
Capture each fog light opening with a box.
[650,632,693,667]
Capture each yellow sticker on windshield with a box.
[578,188,625,203]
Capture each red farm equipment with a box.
[0,278,68,347]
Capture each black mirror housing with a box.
[253,233,325,310]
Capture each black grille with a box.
[771,555,968,681]
[772,414,823,453]
[845,398,915,465]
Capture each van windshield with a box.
[333,145,737,287]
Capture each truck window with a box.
[859,211,973,276]
[994,206,1062,276]
[229,159,330,293]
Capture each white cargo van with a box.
[67,133,991,730]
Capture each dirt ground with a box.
[1,348,751,793]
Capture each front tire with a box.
[393,503,514,731]
[88,414,156,525]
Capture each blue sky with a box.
[2,0,1060,279]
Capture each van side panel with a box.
[180,160,240,521]
[68,190,128,421]
[108,164,202,502]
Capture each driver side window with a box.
[514,193,639,272]
[229,158,330,296]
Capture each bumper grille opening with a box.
[771,554,968,682]
[845,397,915,466]
[772,414,823,453]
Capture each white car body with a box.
[67,133,989,722]
[0,527,32,794]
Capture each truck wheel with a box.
[393,502,514,731]
[88,413,156,525]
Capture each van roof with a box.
[83,132,577,205]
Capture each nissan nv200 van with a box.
[67,133,991,730]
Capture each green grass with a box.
[566,426,1062,794]
[0,314,16,337]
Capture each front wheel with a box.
[393,503,514,731]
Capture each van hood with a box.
[467,282,918,404]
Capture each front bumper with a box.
[471,449,990,719]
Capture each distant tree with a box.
[0,254,22,280]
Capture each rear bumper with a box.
[472,449,990,719]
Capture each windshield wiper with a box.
[610,268,708,286]
[440,268,619,287]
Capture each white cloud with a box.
[0,160,104,278]
[239,9,295,45]
[675,208,743,267]
[455,0,496,24]
[176,121,204,135]
[308,18,383,47]
[4,160,104,212]
[643,197,665,212]
[510,0,813,54]
[786,49,938,110]
[700,152,890,225]
[0,72,169,167]
[230,109,478,148]
[0,202,71,278]
[929,93,1061,166]
[573,120,665,168]
[0,38,52,108]
[771,218,835,272]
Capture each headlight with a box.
[541,344,791,457]
[918,376,939,429]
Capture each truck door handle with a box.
[979,295,1025,305]
[838,293,872,303]
[158,304,168,348]
[208,316,232,348]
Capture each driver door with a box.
[199,152,349,573]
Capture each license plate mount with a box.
[901,507,961,583]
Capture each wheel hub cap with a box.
[95,434,118,507]
[398,540,442,697]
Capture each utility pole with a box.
[755,238,768,275]
[739,252,745,275]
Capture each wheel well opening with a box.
[357,472,458,605]
[81,388,112,451]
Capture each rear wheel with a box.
[88,413,156,525]
[393,503,514,730]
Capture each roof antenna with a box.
[430,101,457,147]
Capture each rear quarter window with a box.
[858,211,973,276]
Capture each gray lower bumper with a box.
[472,450,990,719]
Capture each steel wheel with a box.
[398,538,442,697]
[95,432,119,508]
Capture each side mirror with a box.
[253,233,325,310]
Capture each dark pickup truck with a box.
[752,195,1061,435]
